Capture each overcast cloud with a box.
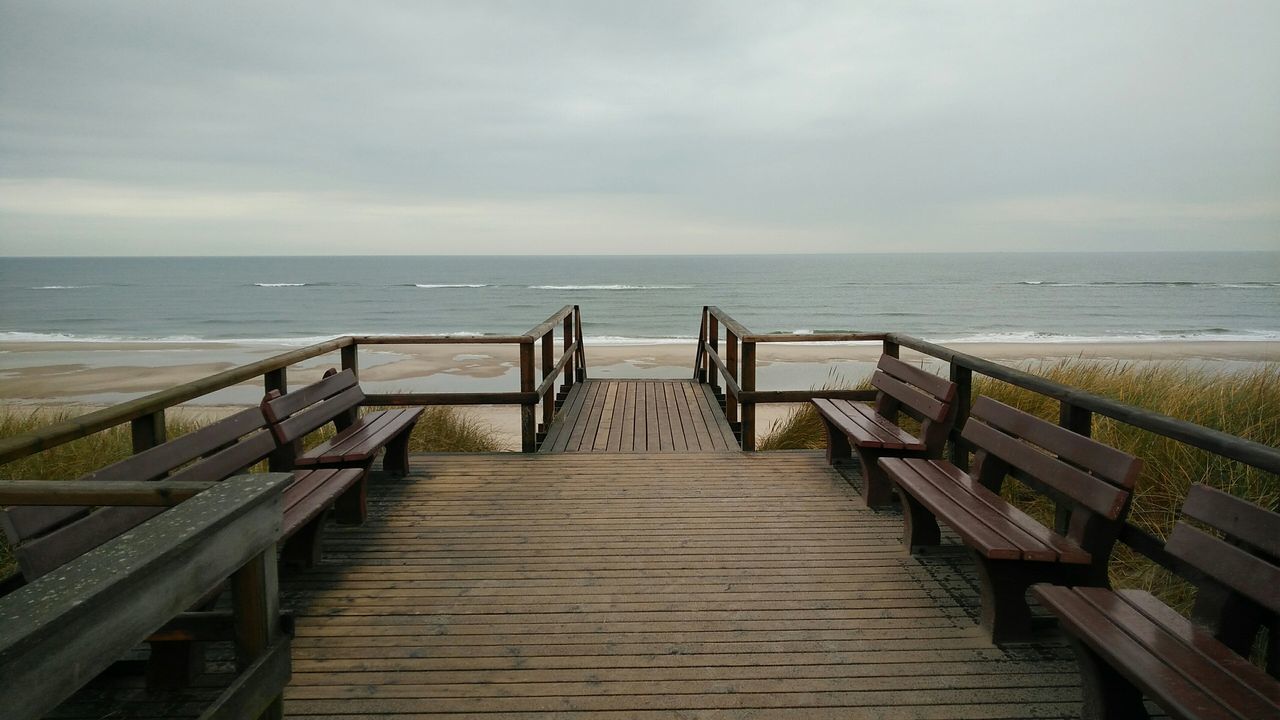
[1,1,1278,255]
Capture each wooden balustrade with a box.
[0,306,589,464]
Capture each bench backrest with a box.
[962,396,1143,560]
[871,354,958,451]
[1168,484,1279,667]
[0,407,276,583]
[260,368,364,446]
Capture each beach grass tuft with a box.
[757,359,1280,612]
[0,404,505,577]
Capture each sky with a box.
[1,1,1278,256]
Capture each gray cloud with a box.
[1,1,1278,254]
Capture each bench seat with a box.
[295,407,423,467]
[813,399,926,451]
[881,457,1090,564]
[1034,585,1279,720]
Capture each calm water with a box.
[1,253,1277,344]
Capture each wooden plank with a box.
[541,383,587,452]
[619,382,636,453]
[1181,483,1280,557]
[644,382,660,453]
[0,480,213,507]
[665,382,690,452]
[563,381,601,453]
[878,354,957,402]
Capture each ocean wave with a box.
[933,329,1280,343]
[30,285,93,290]
[253,282,309,287]
[529,284,694,290]
[1016,280,1278,288]
[412,283,489,288]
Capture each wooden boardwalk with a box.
[540,379,739,453]
[278,452,1082,718]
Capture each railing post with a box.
[131,410,166,454]
[541,329,554,430]
[949,364,972,471]
[741,341,756,451]
[520,342,536,452]
[341,342,359,379]
[708,315,719,392]
[1056,401,1093,532]
[882,338,900,359]
[264,368,287,396]
[695,308,708,382]
[230,550,283,720]
[563,314,575,389]
[725,329,739,424]
[574,306,587,381]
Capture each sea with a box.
[1,253,1277,345]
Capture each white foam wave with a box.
[584,336,698,345]
[30,285,92,290]
[414,283,488,288]
[529,284,693,290]
[254,282,307,287]
[934,330,1280,344]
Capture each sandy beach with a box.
[1,338,1275,451]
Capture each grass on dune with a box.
[757,359,1280,614]
[0,404,505,577]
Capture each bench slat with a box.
[1165,522,1280,615]
[878,355,956,402]
[264,369,358,421]
[1117,588,1280,705]
[1077,587,1279,719]
[166,432,276,485]
[880,458,1023,560]
[843,402,925,450]
[328,408,419,458]
[921,460,1091,564]
[814,399,915,450]
[298,409,420,465]
[280,468,364,539]
[871,371,949,423]
[1034,585,1246,720]
[271,385,366,445]
[963,417,1130,519]
[1182,484,1280,558]
[970,397,1142,488]
[15,506,160,580]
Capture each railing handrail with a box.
[0,306,592,463]
[885,332,1280,476]
[0,336,355,464]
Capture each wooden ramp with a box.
[540,379,740,453]
[280,452,1081,718]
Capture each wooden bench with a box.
[261,368,423,493]
[813,354,958,507]
[0,406,364,685]
[878,396,1143,642]
[1033,485,1279,720]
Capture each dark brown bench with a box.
[1033,485,1279,719]
[813,354,958,507]
[879,396,1143,642]
[0,406,364,685]
[261,368,423,491]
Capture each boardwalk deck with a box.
[541,379,739,453]
[275,452,1081,718]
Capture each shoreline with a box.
[2,339,1275,452]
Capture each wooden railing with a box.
[0,305,587,463]
[694,306,882,450]
[692,306,1280,579]
[0,473,294,720]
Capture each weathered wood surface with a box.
[540,380,739,453]
[269,452,1081,718]
[1,474,292,720]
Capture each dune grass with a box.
[757,360,1280,613]
[0,404,505,578]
